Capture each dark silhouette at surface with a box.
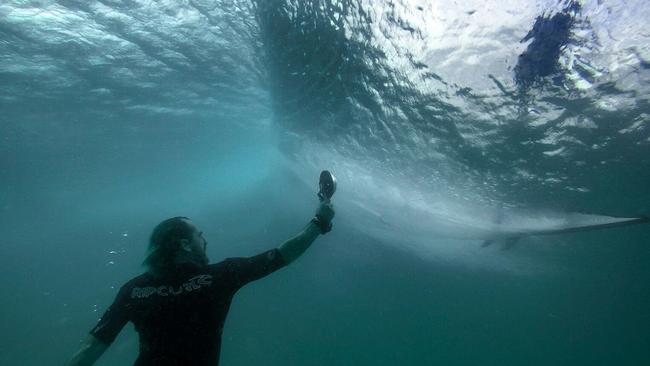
[514,1,581,87]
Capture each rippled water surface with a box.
[1,1,649,365]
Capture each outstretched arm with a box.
[66,335,109,366]
[278,201,335,264]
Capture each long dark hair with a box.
[143,216,192,272]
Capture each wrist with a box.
[311,215,332,234]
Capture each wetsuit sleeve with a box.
[89,284,130,345]
[223,248,287,290]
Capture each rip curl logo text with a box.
[131,275,213,299]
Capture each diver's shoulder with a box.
[207,259,230,272]
[121,272,156,289]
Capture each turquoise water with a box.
[1,1,649,365]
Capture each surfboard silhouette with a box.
[481,214,649,249]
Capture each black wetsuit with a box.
[90,249,286,366]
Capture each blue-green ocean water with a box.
[1,0,650,365]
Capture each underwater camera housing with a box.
[317,170,337,202]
